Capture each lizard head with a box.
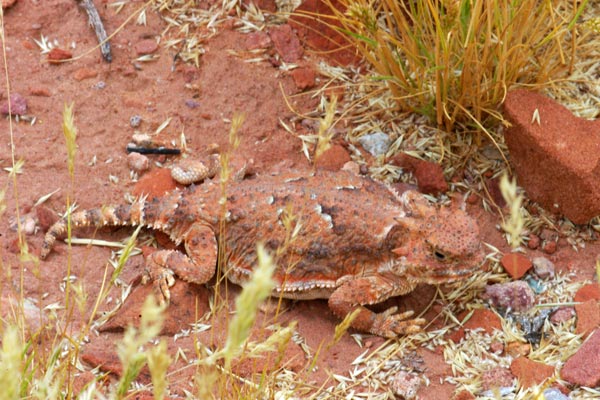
[389,191,485,284]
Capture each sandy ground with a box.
[1,1,598,398]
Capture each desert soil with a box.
[1,1,598,398]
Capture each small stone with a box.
[245,31,272,50]
[481,367,514,391]
[269,24,303,63]
[506,341,531,358]
[532,257,555,279]
[47,47,72,63]
[527,234,540,249]
[129,115,142,128]
[357,132,391,157]
[93,81,106,90]
[135,39,159,55]
[185,99,200,109]
[484,281,535,312]
[291,67,317,90]
[127,152,150,173]
[0,93,27,115]
[575,299,600,336]
[550,307,575,324]
[314,144,351,171]
[510,357,554,388]
[574,283,600,303]
[489,341,504,355]
[561,328,600,386]
[390,153,449,195]
[542,240,557,254]
[500,253,533,279]
[29,86,51,97]
[390,371,421,400]
[73,67,98,81]
[542,388,570,400]
[341,161,360,175]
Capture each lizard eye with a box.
[434,250,448,262]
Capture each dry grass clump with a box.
[321,0,590,134]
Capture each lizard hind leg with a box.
[328,275,425,338]
[144,223,217,303]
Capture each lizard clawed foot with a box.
[370,307,426,338]
[142,252,176,304]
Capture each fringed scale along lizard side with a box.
[41,169,485,337]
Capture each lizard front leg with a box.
[328,275,425,338]
[144,223,217,303]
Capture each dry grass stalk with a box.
[324,0,589,133]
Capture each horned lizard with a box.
[41,169,484,337]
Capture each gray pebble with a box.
[532,257,555,279]
[130,115,142,128]
[543,388,570,400]
[357,132,391,156]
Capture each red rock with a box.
[47,48,72,63]
[484,281,535,312]
[135,39,159,55]
[132,168,177,198]
[510,357,554,388]
[550,307,575,324]
[453,391,476,400]
[574,283,600,302]
[289,0,359,66]
[28,86,51,97]
[0,93,27,116]
[290,67,317,90]
[268,24,303,63]
[315,144,351,171]
[527,234,540,249]
[561,328,600,386]
[503,89,600,224]
[21,40,34,50]
[448,308,503,342]
[575,299,600,336]
[500,253,533,279]
[389,153,448,195]
[542,240,557,254]
[73,68,98,81]
[481,367,513,391]
[245,31,272,51]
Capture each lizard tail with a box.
[40,202,145,259]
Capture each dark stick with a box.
[78,0,112,62]
[126,144,182,155]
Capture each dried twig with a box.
[126,144,181,155]
[78,0,112,62]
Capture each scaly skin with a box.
[40,169,485,337]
